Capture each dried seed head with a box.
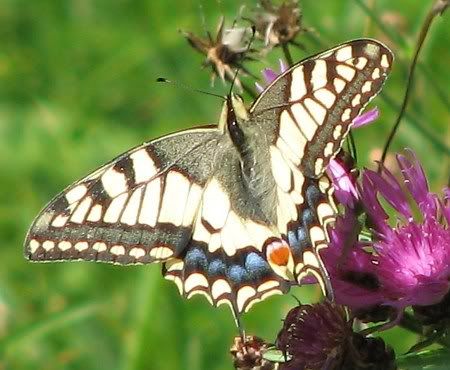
[250,0,303,48]
[182,17,255,91]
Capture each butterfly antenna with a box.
[156,78,226,100]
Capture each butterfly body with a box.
[25,39,393,316]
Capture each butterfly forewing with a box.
[25,128,219,264]
[251,38,393,178]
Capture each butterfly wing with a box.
[248,39,393,291]
[251,38,393,178]
[24,128,220,264]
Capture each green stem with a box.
[380,0,449,164]
[281,43,294,66]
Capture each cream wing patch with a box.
[158,171,191,226]
[130,149,158,183]
[139,179,161,227]
[101,168,128,198]
[201,177,230,230]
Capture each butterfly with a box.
[24,39,393,320]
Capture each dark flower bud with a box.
[344,333,396,370]
[275,302,397,370]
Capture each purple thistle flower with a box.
[324,150,450,313]
[322,210,386,310]
[352,107,379,128]
[361,151,450,308]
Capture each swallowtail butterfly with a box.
[25,39,393,318]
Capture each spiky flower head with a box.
[182,17,254,91]
[324,150,450,315]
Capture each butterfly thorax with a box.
[216,94,279,227]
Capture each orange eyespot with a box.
[267,240,291,267]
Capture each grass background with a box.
[0,0,448,369]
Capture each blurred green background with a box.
[0,1,448,369]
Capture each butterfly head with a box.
[229,93,249,122]
[218,93,251,153]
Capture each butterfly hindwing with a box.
[163,239,291,314]
[163,143,292,314]
[25,128,220,264]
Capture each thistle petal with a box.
[364,168,412,220]
[352,107,379,128]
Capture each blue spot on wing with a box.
[245,252,272,280]
[306,182,324,209]
[184,247,208,272]
[227,265,250,285]
[288,226,311,258]
[208,259,227,277]
[302,208,316,229]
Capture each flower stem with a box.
[400,312,450,351]
[380,0,449,166]
[281,43,294,66]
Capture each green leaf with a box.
[397,348,450,369]
[262,347,292,363]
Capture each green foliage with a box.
[0,1,448,369]
[398,349,450,369]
